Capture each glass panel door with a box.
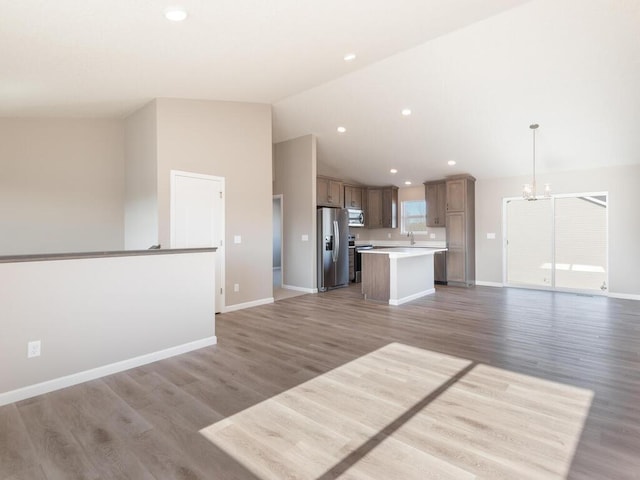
[505,193,608,293]
[554,195,607,291]
[506,198,553,287]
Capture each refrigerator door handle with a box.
[333,220,339,263]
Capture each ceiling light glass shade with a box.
[522,124,551,201]
[344,53,357,62]
[337,126,346,133]
[401,108,412,116]
[165,7,188,21]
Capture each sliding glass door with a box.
[504,193,608,293]
[505,198,553,287]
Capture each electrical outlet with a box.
[356,233,360,239]
[234,283,240,292]
[487,232,496,239]
[27,340,41,358]
[430,233,436,239]
[301,234,309,242]
[233,235,242,244]
[387,233,392,238]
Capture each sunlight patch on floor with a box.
[200,342,593,479]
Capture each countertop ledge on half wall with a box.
[0,247,217,264]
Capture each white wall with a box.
[0,251,216,404]
[124,100,159,249]
[0,118,125,254]
[273,135,317,290]
[155,98,273,307]
[476,164,640,296]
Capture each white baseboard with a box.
[389,288,435,306]
[223,297,274,312]
[476,281,504,288]
[609,292,640,301]
[0,336,217,407]
[282,284,318,293]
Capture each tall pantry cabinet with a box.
[445,175,476,286]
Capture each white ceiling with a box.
[2,0,639,184]
[274,0,640,184]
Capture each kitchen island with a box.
[360,247,447,305]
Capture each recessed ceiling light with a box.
[390,168,398,174]
[337,126,346,134]
[404,181,412,185]
[401,108,412,116]
[448,160,457,166]
[165,6,188,22]
[344,53,357,62]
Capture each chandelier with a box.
[522,123,551,200]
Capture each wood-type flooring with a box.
[1,284,639,479]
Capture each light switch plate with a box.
[233,235,242,244]
[487,233,496,239]
[301,234,309,242]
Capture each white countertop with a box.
[359,247,447,258]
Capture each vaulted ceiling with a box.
[2,0,639,185]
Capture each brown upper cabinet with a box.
[317,176,344,207]
[424,180,446,227]
[367,186,398,229]
[445,177,467,213]
[344,185,364,209]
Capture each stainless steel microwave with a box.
[348,209,365,227]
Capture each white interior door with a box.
[171,171,225,313]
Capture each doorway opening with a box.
[273,195,283,291]
[503,192,608,294]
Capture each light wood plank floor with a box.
[1,284,639,479]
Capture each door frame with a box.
[502,191,609,296]
[170,170,226,313]
[272,194,284,289]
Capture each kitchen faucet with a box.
[407,231,415,245]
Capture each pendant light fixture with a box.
[522,123,551,200]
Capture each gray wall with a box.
[476,163,640,296]
[124,100,159,249]
[155,98,273,307]
[273,134,317,290]
[0,118,125,254]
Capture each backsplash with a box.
[350,226,447,243]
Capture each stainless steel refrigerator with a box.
[317,207,349,291]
